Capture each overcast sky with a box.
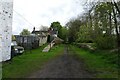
[12,0,85,35]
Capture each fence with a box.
[14,35,39,50]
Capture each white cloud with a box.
[12,0,84,35]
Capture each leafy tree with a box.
[50,21,62,38]
[92,2,119,49]
[60,27,69,42]
[66,19,81,43]
[66,1,119,49]
[111,1,120,48]
[77,24,92,43]
[50,21,69,42]
[20,29,30,35]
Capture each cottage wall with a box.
[0,0,13,62]
[39,36,47,46]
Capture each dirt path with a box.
[28,45,94,78]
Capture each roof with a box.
[31,30,48,37]
[31,30,48,34]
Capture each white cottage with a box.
[31,27,48,46]
[0,0,13,62]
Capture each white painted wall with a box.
[0,0,13,62]
[39,37,47,46]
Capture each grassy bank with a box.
[2,44,64,78]
[70,45,119,78]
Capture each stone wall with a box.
[0,0,13,62]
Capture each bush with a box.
[95,36,116,49]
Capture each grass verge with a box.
[2,44,64,78]
[70,45,119,78]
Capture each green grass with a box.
[70,45,119,78]
[2,44,64,78]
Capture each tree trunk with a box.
[109,11,112,35]
[112,0,120,15]
[112,3,120,48]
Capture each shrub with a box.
[95,36,116,49]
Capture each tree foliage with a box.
[20,29,30,35]
[66,1,120,49]
[50,21,69,42]
[50,21,62,37]
[60,27,69,42]
[66,19,82,42]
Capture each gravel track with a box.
[28,45,93,78]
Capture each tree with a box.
[90,2,116,49]
[50,21,62,30]
[50,21,62,38]
[112,2,120,48]
[60,27,69,42]
[66,18,82,43]
[20,29,30,35]
[112,0,120,15]
[66,1,118,49]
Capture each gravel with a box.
[27,45,94,78]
